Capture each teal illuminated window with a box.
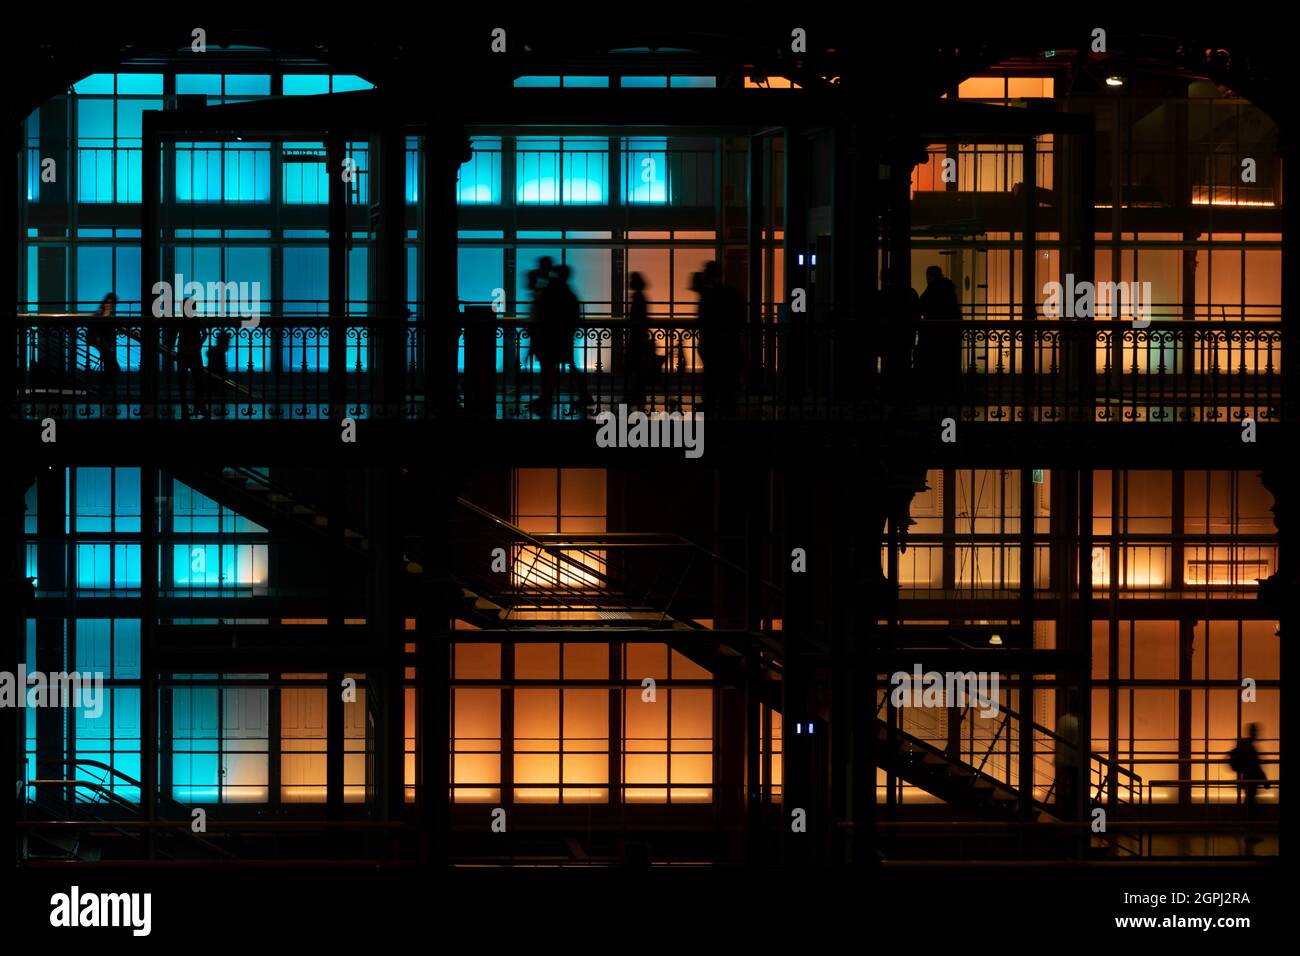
[74,543,142,590]
[24,111,40,202]
[75,619,141,679]
[406,137,419,204]
[282,141,367,204]
[176,141,272,202]
[513,75,610,88]
[458,137,501,205]
[516,137,607,205]
[173,481,268,534]
[170,543,269,590]
[624,137,669,204]
[283,74,375,95]
[73,685,141,803]
[70,468,140,533]
[173,686,269,804]
[74,74,162,203]
[282,142,327,203]
[170,476,270,590]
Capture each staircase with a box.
[450,494,785,699]
[170,465,370,554]
[875,696,1145,856]
[22,759,233,862]
[141,467,1143,857]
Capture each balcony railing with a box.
[14,314,1284,423]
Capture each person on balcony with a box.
[536,263,595,418]
[87,293,120,408]
[174,297,208,419]
[556,264,595,417]
[526,256,558,418]
[624,272,660,411]
[917,265,963,408]
[205,327,233,419]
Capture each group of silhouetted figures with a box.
[86,292,232,418]
[525,258,594,418]
[84,263,966,419]
[525,256,745,418]
[879,265,964,407]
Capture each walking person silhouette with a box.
[624,272,659,411]
[88,293,120,412]
[526,256,558,418]
[1228,723,1272,845]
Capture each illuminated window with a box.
[458,137,501,205]
[172,683,269,804]
[343,675,369,803]
[622,644,713,804]
[624,137,668,204]
[176,141,271,203]
[956,76,1055,99]
[73,73,162,203]
[512,468,606,589]
[516,137,607,205]
[72,618,142,802]
[280,687,327,803]
[282,74,374,95]
[514,687,609,803]
[450,641,714,806]
[759,708,782,801]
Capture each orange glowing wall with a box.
[450,641,714,805]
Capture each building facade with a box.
[5,23,1289,871]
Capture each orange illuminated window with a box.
[514,688,609,803]
[621,645,713,803]
[450,640,714,806]
[452,687,502,803]
[343,674,368,803]
[512,468,606,589]
[280,687,326,803]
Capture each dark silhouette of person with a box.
[695,260,744,415]
[174,297,207,418]
[1229,723,1271,844]
[624,272,659,410]
[526,256,558,418]
[88,293,119,404]
[206,328,233,417]
[1053,689,1081,819]
[541,263,594,417]
[916,265,963,409]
